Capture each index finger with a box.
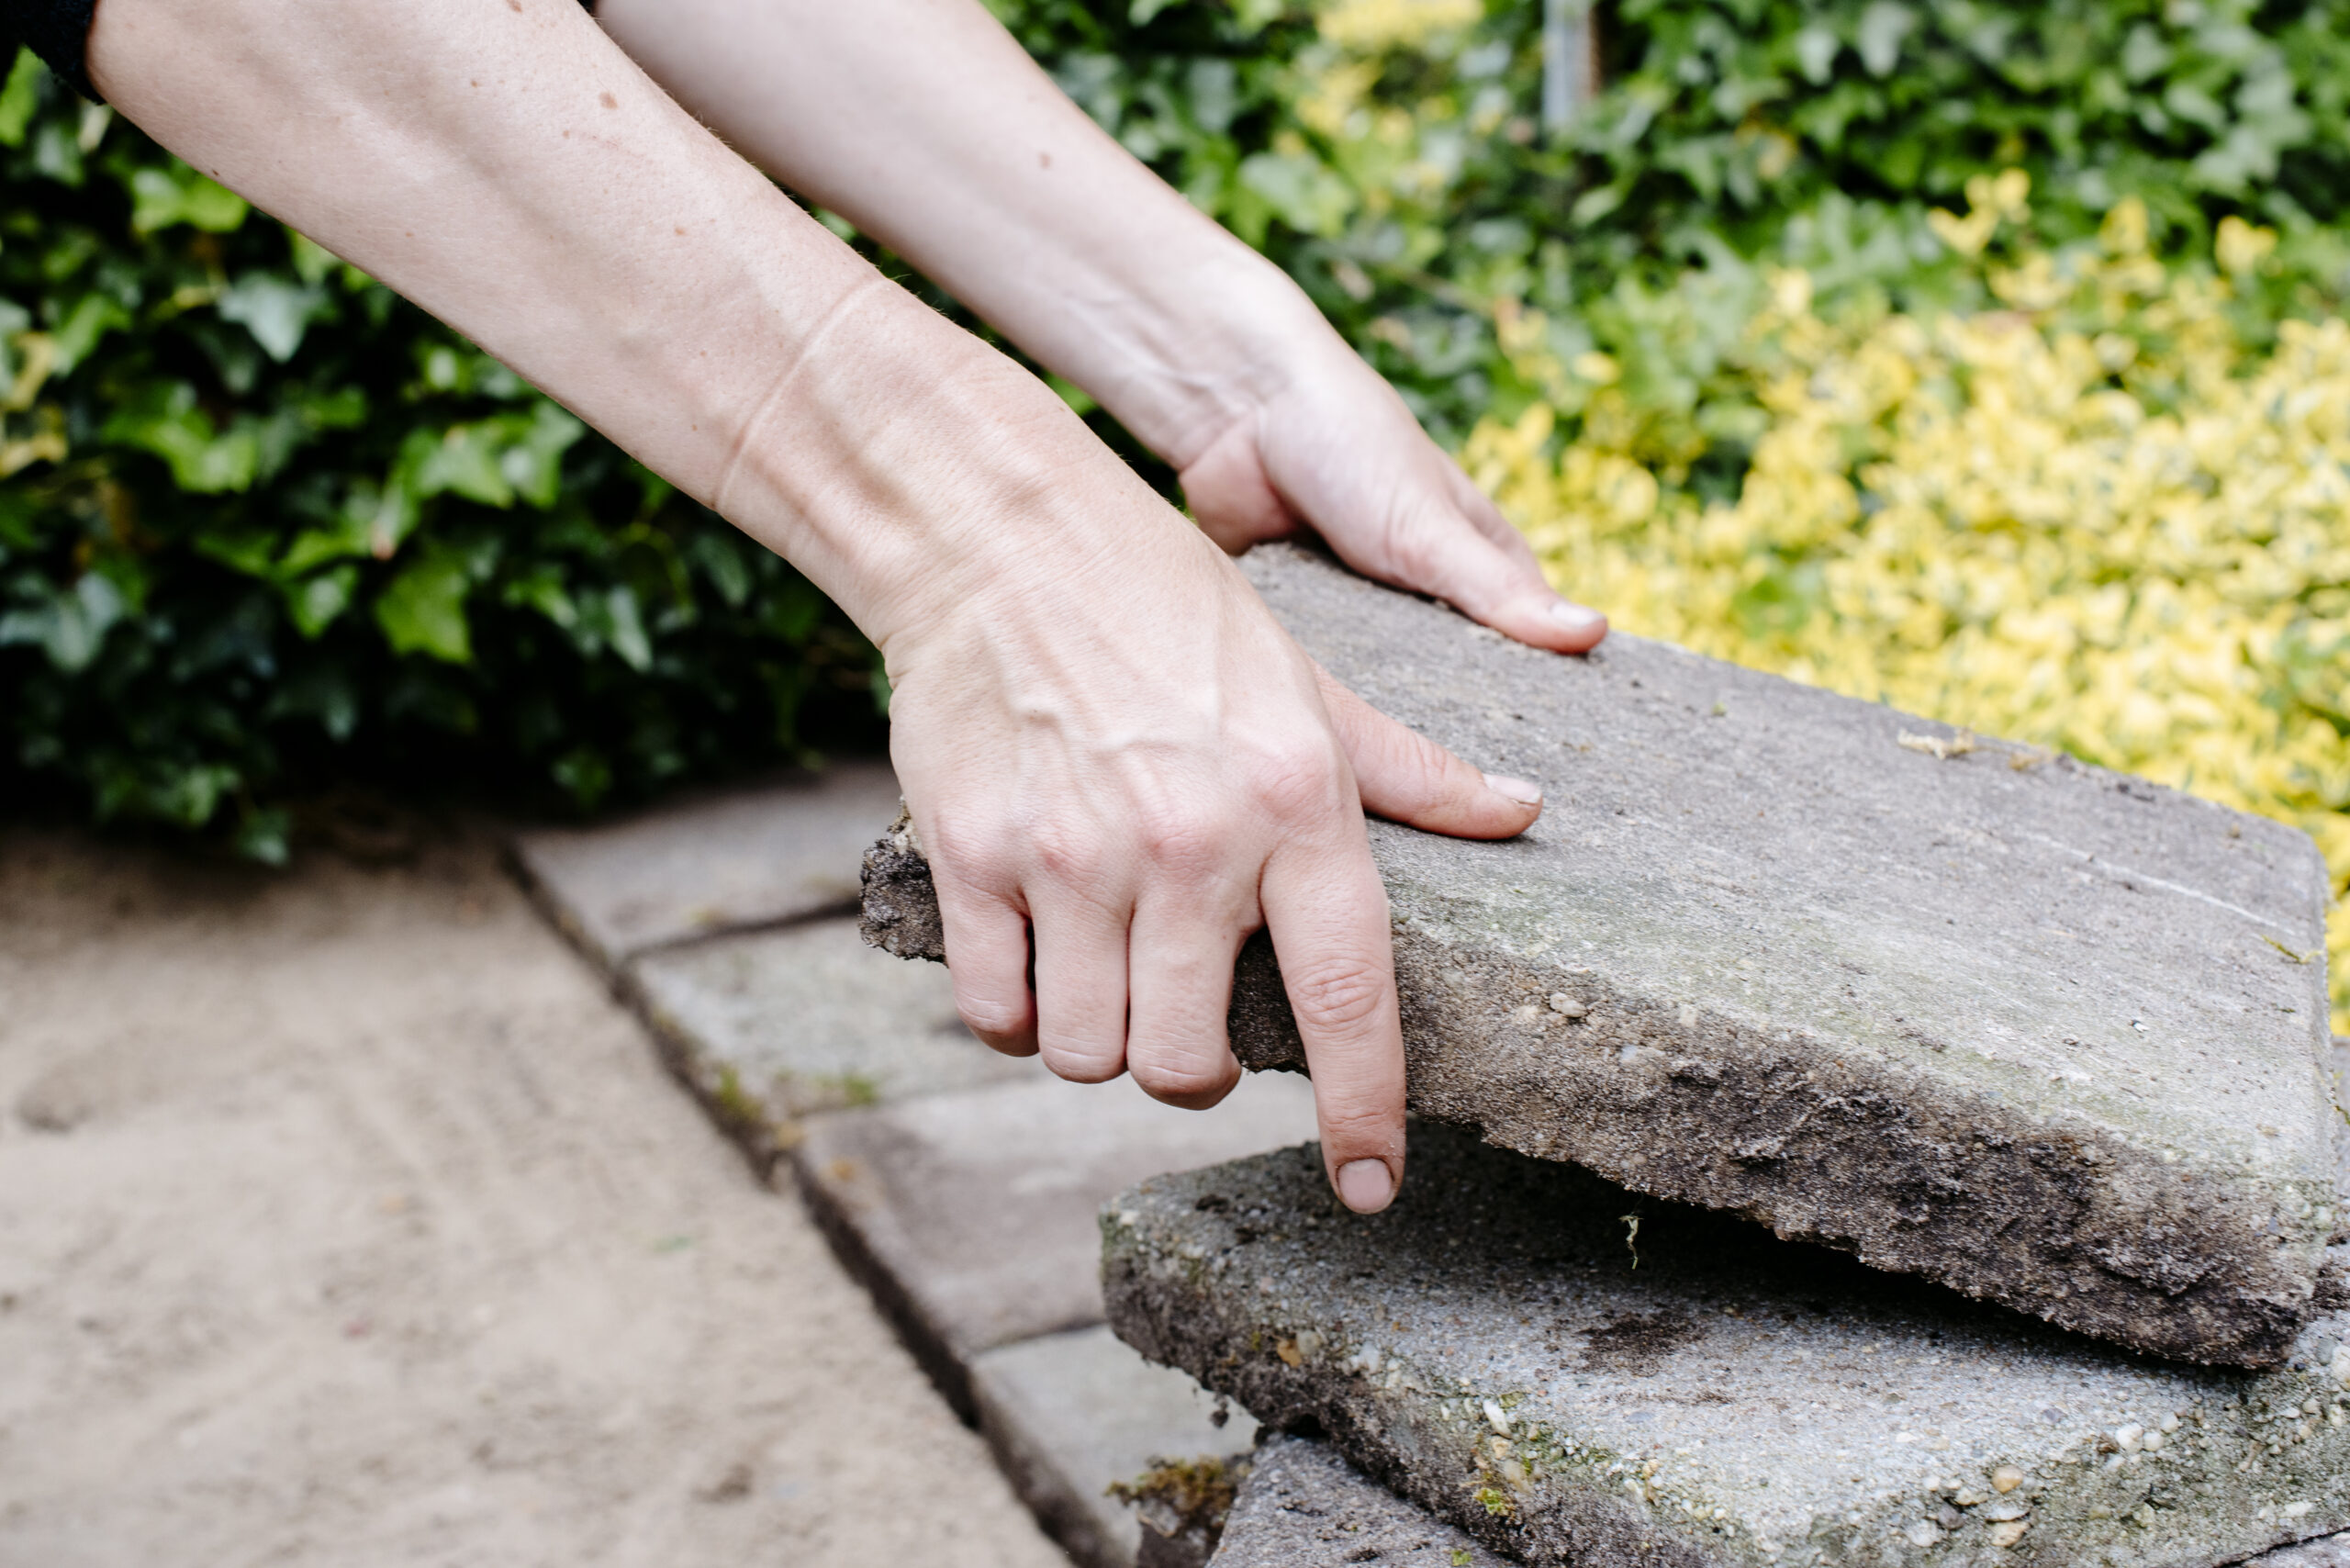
[1259,820,1406,1215]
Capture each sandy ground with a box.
[0,825,1068,1568]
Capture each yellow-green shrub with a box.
[1470,181,2350,1025]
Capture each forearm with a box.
[84,0,1083,647]
[594,0,1328,470]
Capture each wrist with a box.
[1065,237,1336,472]
[708,283,1201,655]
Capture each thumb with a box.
[1314,664,1543,840]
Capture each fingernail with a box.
[1337,1159,1396,1214]
[1548,600,1606,635]
[1483,772,1543,807]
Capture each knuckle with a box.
[1134,801,1225,875]
[1250,742,1348,824]
[1283,953,1391,1035]
[925,811,1018,891]
[1026,818,1110,890]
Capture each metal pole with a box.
[1540,0,1596,139]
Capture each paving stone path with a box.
[520,548,2350,1565]
[515,772,1308,1568]
[866,543,2344,1369]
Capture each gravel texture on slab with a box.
[866,544,2342,1367]
[519,761,900,966]
[1105,1126,2350,1568]
[1211,1436,2348,1568]
[972,1324,1256,1568]
[1211,1435,1506,1568]
[631,917,1031,1162]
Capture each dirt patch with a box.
[1575,1311,1705,1376]
[0,824,1064,1568]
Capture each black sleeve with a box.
[1,0,98,101]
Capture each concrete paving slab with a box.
[867,543,2343,1367]
[1105,1125,2350,1568]
[1211,1436,2346,1568]
[519,761,901,966]
[972,1324,1256,1568]
[631,918,1033,1160]
[1211,1435,1505,1568]
[790,1070,1317,1412]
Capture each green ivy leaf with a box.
[217,273,332,362]
[127,162,250,235]
[140,763,240,828]
[286,230,344,286]
[49,290,131,374]
[502,561,578,628]
[284,565,359,639]
[100,381,260,493]
[0,49,40,148]
[1237,150,1356,238]
[500,399,586,510]
[193,523,280,578]
[575,583,653,670]
[1856,2,1917,78]
[1793,26,1840,86]
[375,548,475,664]
[0,571,125,672]
[413,420,515,508]
[234,805,293,867]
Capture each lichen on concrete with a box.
[867,543,2343,1366]
[1210,1435,2350,1568]
[1106,1127,2350,1568]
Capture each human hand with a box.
[878,387,1548,1214]
[1178,328,1608,656]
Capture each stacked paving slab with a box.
[864,543,2350,1565]
[1114,1126,2350,1566]
[511,768,1310,1568]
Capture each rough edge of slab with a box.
[860,807,942,964]
[864,814,2336,1367]
[1214,1435,2348,1568]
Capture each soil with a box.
[0,824,1068,1568]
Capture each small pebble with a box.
[1549,994,1588,1018]
[1990,1465,2025,1494]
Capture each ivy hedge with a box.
[3,0,2344,856]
